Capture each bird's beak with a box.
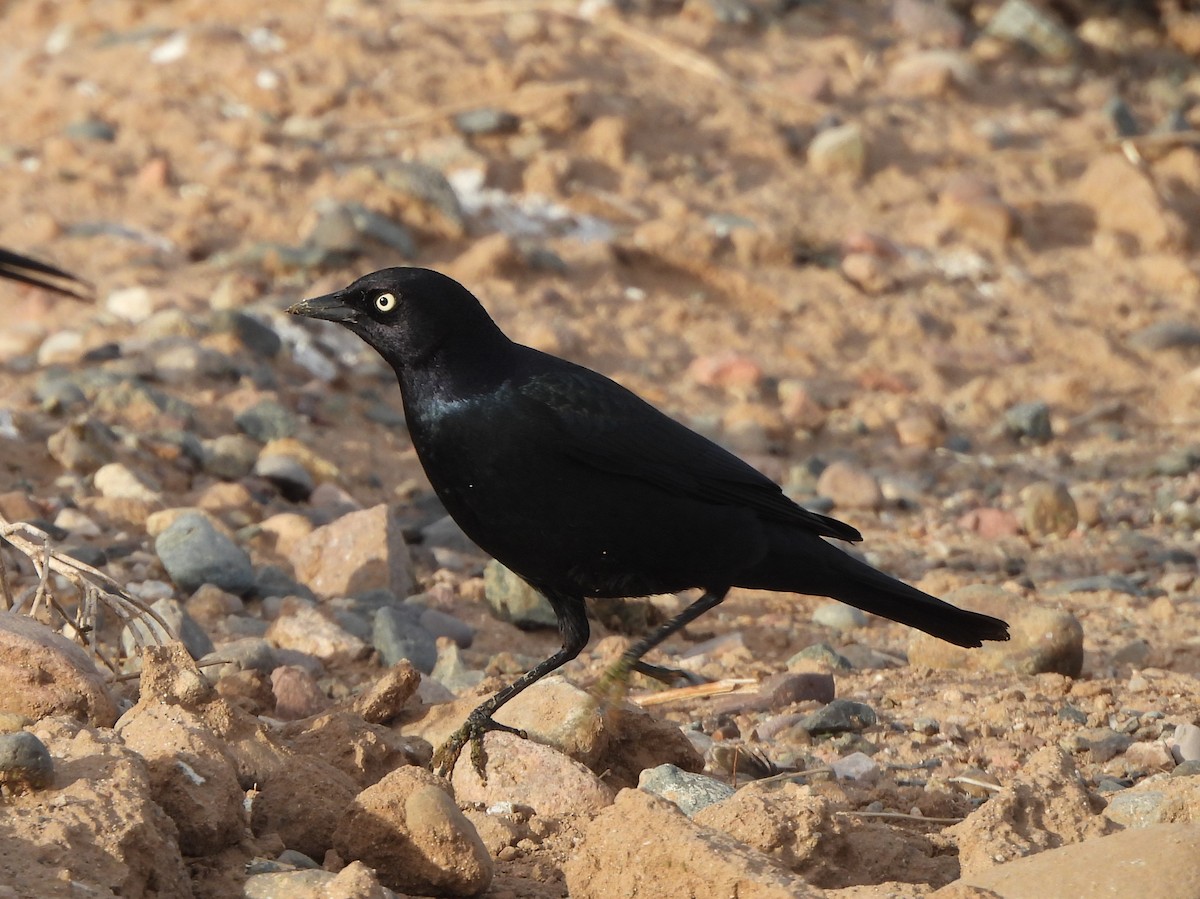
[286,292,359,323]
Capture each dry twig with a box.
[0,514,175,673]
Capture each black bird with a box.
[288,268,1009,775]
[0,248,90,300]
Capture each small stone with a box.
[270,665,331,720]
[155,511,256,596]
[787,643,853,671]
[265,599,370,665]
[958,507,1022,539]
[333,767,493,896]
[687,352,763,392]
[37,330,86,365]
[372,606,438,673]
[483,560,556,628]
[1021,482,1078,538]
[0,731,54,792]
[93,462,162,503]
[454,108,520,135]
[799,699,877,734]
[236,399,297,442]
[815,460,883,510]
[1123,741,1176,775]
[1004,400,1052,443]
[639,763,736,817]
[840,251,897,293]
[831,751,879,781]
[1131,323,1200,354]
[938,175,1015,243]
[202,434,260,480]
[253,453,314,501]
[1077,154,1187,252]
[807,123,867,178]
[105,286,155,323]
[985,0,1077,60]
[889,50,976,97]
[352,661,422,725]
[812,602,868,633]
[47,418,118,473]
[290,505,414,600]
[1172,724,1200,764]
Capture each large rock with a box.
[154,510,256,596]
[0,611,118,726]
[289,504,414,599]
[563,788,817,898]
[955,823,1200,899]
[334,766,493,896]
[1,718,191,897]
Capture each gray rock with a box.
[787,642,854,670]
[122,597,215,660]
[254,565,316,602]
[1064,727,1133,763]
[202,433,260,480]
[155,512,256,596]
[202,637,278,675]
[1129,321,1200,352]
[0,731,54,791]
[380,162,467,235]
[799,699,878,734]
[1173,724,1200,764]
[1048,574,1143,596]
[1154,448,1200,477]
[65,117,116,141]
[253,453,314,501]
[812,602,868,633]
[236,399,297,442]
[1103,789,1173,827]
[985,0,1076,61]
[416,605,474,648]
[34,369,87,413]
[639,763,735,817]
[454,108,520,135]
[210,309,283,357]
[1004,400,1052,443]
[483,560,557,629]
[373,606,438,673]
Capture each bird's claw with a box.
[432,713,527,781]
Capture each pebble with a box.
[639,763,736,817]
[333,767,494,896]
[799,699,878,734]
[0,731,54,792]
[1173,724,1200,764]
[1130,322,1200,353]
[984,0,1077,61]
[1021,481,1078,538]
[236,399,297,442]
[1004,400,1052,443]
[93,462,162,503]
[253,453,314,501]
[1048,574,1142,596]
[483,560,557,628]
[787,643,854,671]
[105,286,155,323]
[831,751,879,781]
[372,606,438,673]
[47,418,118,473]
[710,671,835,715]
[265,598,370,664]
[815,459,883,510]
[210,309,283,357]
[155,511,257,596]
[889,50,976,97]
[807,123,867,178]
[289,504,414,600]
[812,602,868,633]
[454,107,520,135]
[270,665,331,720]
[202,434,260,480]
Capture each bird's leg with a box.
[433,591,588,780]
[595,587,729,703]
[630,659,708,687]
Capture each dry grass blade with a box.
[836,810,965,825]
[629,677,758,707]
[0,513,176,673]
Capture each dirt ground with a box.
[2,1,1200,897]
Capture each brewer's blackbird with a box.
[0,248,90,300]
[288,267,1009,775]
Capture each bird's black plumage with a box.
[288,267,1009,775]
[0,248,90,300]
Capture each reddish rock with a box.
[289,504,414,599]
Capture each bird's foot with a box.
[432,710,527,781]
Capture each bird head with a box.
[287,267,505,370]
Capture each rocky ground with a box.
[2,0,1200,896]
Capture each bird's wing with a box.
[517,365,862,543]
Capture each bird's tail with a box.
[750,533,1010,648]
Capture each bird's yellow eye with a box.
[375,292,397,312]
